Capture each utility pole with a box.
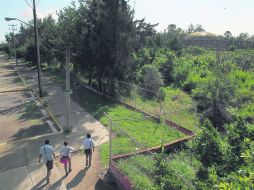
[9,24,17,65]
[33,0,42,97]
[64,48,71,132]
[8,37,11,58]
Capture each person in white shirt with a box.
[83,133,95,167]
[60,141,74,176]
[38,140,56,184]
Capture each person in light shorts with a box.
[83,134,95,167]
[38,140,56,184]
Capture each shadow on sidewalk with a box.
[65,168,88,190]
[31,177,47,189]
[48,176,66,190]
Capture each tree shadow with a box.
[0,95,51,142]
[10,124,52,142]
[1,99,45,121]
[0,141,28,172]
[71,84,117,120]
[65,168,88,190]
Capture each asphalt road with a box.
[0,55,52,143]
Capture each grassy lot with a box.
[70,86,185,165]
[123,86,200,132]
[115,151,200,190]
[116,155,158,190]
[98,105,185,165]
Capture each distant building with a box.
[183,32,228,50]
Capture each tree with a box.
[140,65,163,98]
[90,0,137,87]
[224,31,232,39]
[226,117,254,170]
[158,50,175,84]
[155,153,199,190]
[195,24,205,32]
[191,120,230,174]
[192,54,236,130]
[187,23,205,33]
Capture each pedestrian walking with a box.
[38,140,56,184]
[60,141,74,176]
[83,133,95,167]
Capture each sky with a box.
[1,0,254,42]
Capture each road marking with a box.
[47,120,57,133]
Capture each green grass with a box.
[66,85,185,166]
[116,155,159,190]
[99,105,185,165]
[115,152,200,190]
[123,86,200,132]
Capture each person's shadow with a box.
[31,176,66,190]
[31,177,47,189]
[66,168,89,190]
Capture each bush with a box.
[191,120,231,173]
[0,43,9,54]
[140,65,163,99]
[228,45,237,51]
[182,46,206,56]
[156,88,166,101]
[155,153,199,190]
[16,46,26,59]
[24,43,37,65]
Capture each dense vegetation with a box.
[1,0,253,188]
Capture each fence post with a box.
[134,84,137,110]
[109,118,112,168]
[102,80,104,97]
[104,112,113,169]
[194,101,198,134]
[65,47,71,132]
[161,108,166,153]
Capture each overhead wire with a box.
[24,0,33,9]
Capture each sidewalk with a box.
[0,132,116,190]
[15,62,109,144]
[0,59,115,190]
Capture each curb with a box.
[0,87,31,94]
[12,63,63,132]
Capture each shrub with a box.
[140,65,163,99]
[182,46,206,56]
[16,46,26,59]
[155,153,198,190]
[228,45,237,51]
[191,120,231,173]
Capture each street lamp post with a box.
[5,17,29,26]
[4,11,42,97]
[32,0,42,97]
[7,24,17,65]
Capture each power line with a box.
[24,0,33,9]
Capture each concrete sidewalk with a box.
[0,59,115,190]
[0,132,116,190]
[15,62,109,145]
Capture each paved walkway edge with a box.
[13,63,63,132]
